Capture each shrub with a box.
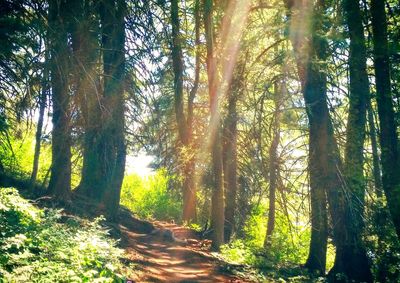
[120,169,182,221]
[0,188,127,282]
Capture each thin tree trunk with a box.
[182,0,201,223]
[343,0,369,224]
[30,49,48,187]
[171,0,186,144]
[371,0,400,239]
[367,99,383,197]
[264,78,281,248]
[171,0,197,222]
[47,0,71,200]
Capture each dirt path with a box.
[120,221,249,283]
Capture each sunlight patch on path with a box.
[121,221,249,282]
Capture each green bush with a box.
[0,126,81,187]
[242,204,268,249]
[0,188,127,282]
[220,201,313,277]
[120,169,182,221]
[220,239,257,265]
[0,128,51,181]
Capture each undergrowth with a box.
[218,204,327,283]
[0,188,129,282]
[120,169,181,221]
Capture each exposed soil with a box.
[119,220,250,283]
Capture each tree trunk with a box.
[302,47,329,277]
[367,99,383,197]
[96,0,126,219]
[329,0,373,280]
[30,49,48,188]
[47,0,71,200]
[285,1,372,280]
[343,0,369,224]
[171,0,197,222]
[371,0,400,239]
[203,0,225,250]
[223,84,238,242]
[70,0,127,220]
[70,0,103,200]
[283,0,328,274]
[264,78,281,248]
[181,0,201,223]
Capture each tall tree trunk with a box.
[223,81,238,242]
[68,0,103,200]
[171,0,197,222]
[371,0,400,239]
[71,0,127,219]
[264,77,281,248]
[47,0,71,200]
[285,1,373,280]
[343,0,369,224]
[301,41,329,277]
[30,49,48,187]
[367,99,383,197]
[182,0,201,223]
[203,0,225,249]
[96,0,126,219]
[283,0,328,274]
[328,0,373,280]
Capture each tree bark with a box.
[283,0,328,274]
[171,0,197,222]
[96,0,127,219]
[285,1,373,280]
[30,48,48,188]
[329,0,373,280]
[371,0,400,239]
[69,0,127,218]
[203,0,225,250]
[367,99,383,197]
[69,0,127,220]
[264,77,281,248]
[223,80,238,242]
[74,0,105,200]
[47,0,72,200]
[343,0,369,221]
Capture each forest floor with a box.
[0,176,304,283]
[119,220,250,283]
[0,175,255,282]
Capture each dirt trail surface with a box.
[119,220,249,283]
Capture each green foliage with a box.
[242,204,268,248]
[0,188,127,282]
[220,239,257,265]
[263,214,310,264]
[238,203,310,264]
[365,198,400,282]
[0,125,83,187]
[220,202,312,280]
[120,169,182,221]
[220,240,324,283]
[0,127,51,180]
